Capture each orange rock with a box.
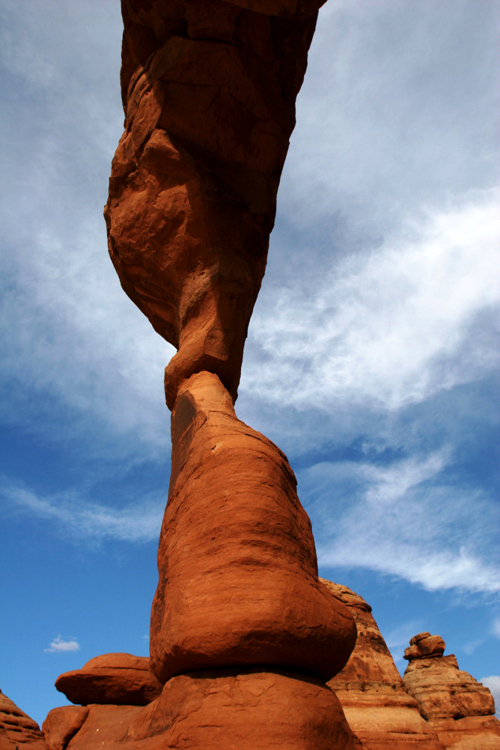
[106,0,325,407]
[42,707,89,750]
[404,632,445,662]
[403,635,500,749]
[49,669,361,750]
[324,581,445,750]
[0,690,46,750]
[149,372,356,683]
[54,654,162,706]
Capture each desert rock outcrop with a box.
[101,0,359,747]
[44,670,362,750]
[324,581,445,750]
[0,690,46,750]
[403,633,500,749]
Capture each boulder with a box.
[404,633,446,662]
[55,654,162,706]
[403,635,500,749]
[0,689,46,750]
[324,581,445,750]
[42,707,89,750]
[149,372,356,684]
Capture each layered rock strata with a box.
[0,690,46,750]
[324,581,445,750]
[102,1,360,747]
[403,633,500,749]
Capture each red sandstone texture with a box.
[150,372,356,683]
[55,654,162,707]
[44,670,361,750]
[323,581,445,750]
[0,690,46,750]
[105,0,327,408]
[403,634,500,749]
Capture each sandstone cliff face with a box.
[0,690,46,750]
[323,581,445,750]
[403,633,500,750]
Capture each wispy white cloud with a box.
[1,477,164,543]
[312,450,500,594]
[244,189,500,413]
[285,0,499,233]
[44,635,80,653]
[385,620,423,667]
[493,618,500,640]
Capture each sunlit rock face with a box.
[54,654,163,707]
[150,372,356,684]
[0,689,46,750]
[403,634,500,750]
[324,581,445,750]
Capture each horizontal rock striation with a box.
[0,689,46,750]
[403,633,500,749]
[324,581,445,750]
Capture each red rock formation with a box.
[0,690,46,750]
[150,372,356,683]
[100,1,361,747]
[43,707,89,750]
[403,633,500,749]
[323,581,445,750]
[105,0,327,408]
[44,670,362,750]
[54,654,162,707]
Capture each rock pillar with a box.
[403,633,500,749]
[103,1,359,747]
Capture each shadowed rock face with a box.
[323,581,445,750]
[105,0,327,408]
[0,690,46,750]
[403,634,500,750]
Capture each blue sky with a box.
[1,0,499,728]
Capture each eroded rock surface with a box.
[106,0,327,408]
[324,581,445,750]
[403,634,500,749]
[0,690,46,750]
[44,670,361,750]
[55,654,162,707]
[150,372,356,683]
